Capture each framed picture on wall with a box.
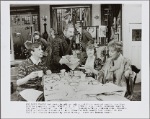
[86,26,97,38]
[132,29,142,41]
[99,25,107,37]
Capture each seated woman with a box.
[16,41,51,101]
[98,40,135,100]
[81,44,103,78]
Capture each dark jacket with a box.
[51,34,73,72]
[81,29,94,51]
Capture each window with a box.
[50,5,92,35]
[10,5,40,60]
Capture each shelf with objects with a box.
[10,6,40,61]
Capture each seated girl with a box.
[81,44,103,78]
[16,41,51,101]
[98,40,135,99]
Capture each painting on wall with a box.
[86,26,97,38]
[132,29,142,41]
[99,25,107,37]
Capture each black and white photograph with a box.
[10,3,141,102]
[1,1,149,118]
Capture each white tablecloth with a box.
[43,74,129,101]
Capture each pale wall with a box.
[92,4,101,26]
[39,5,51,36]
[122,4,142,59]
[122,4,142,82]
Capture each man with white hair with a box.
[52,23,75,72]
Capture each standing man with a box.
[52,23,75,72]
[75,24,94,64]
[75,24,94,51]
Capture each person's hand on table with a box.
[85,65,93,73]
[85,65,99,75]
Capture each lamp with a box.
[42,16,47,21]
[94,15,99,20]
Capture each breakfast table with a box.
[43,71,129,101]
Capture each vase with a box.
[42,23,48,40]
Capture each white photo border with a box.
[1,1,149,118]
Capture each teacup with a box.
[38,71,43,77]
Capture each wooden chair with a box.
[98,60,140,100]
[11,66,18,94]
[125,65,140,100]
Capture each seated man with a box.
[16,41,51,101]
[98,40,137,100]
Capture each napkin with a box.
[19,89,43,101]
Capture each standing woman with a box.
[48,28,56,44]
